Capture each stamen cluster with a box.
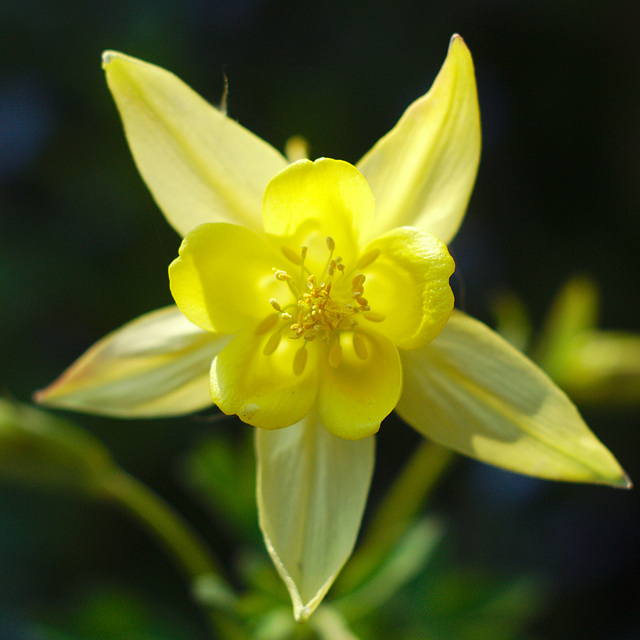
[258,236,381,374]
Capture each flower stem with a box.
[335,439,456,594]
[98,467,236,636]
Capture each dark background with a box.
[2,1,639,638]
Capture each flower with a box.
[169,157,455,440]
[36,35,629,621]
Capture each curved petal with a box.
[211,330,317,429]
[256,413,375,622]
[363,227,455,350]
[317,330,402,440]
[357,35,481,244]
[169,223,281,334]
[102,51,287,236]
[396,311,630,487]
[35,307,226,417]
[262,159,374,272]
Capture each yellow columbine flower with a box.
[36,35,629,621]
[169,157,455,440]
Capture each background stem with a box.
[98,468,235,637]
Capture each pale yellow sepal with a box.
[256,414,375,622]
[357,35,481,244]
[397,311,630,487]
[102,51,287,237]
[35,307,227,417]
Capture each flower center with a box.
[256,236,384,375]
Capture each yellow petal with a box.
[396,311,630,487]
[318,330,402,440]
[102,51,287,236]
[169,223,281,334]
[363,227,455,350]
[211,331,317,429]
[262,159,374,271]
[35,307,226,417]
[357,35,481,244]
[256,413,374,621]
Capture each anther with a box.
[263,331,281,355]
[293,347,308,376]
[328,341,342,368]
[255,314,279,335]
[356,249,380,269]
[274,269,291,281]
[270,298,282,311]
[352,273,366,289]
[352,332,368,360]
[364,311,385,322]
[281,245,302,265]
[325,236,336,252]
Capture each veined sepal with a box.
[256,413,375,622]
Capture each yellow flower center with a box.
[257,236,384,375]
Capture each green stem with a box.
[98,468,235,637]
[335,439,455,594]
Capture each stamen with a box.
[352,273,366,289]
[263,331,281,355]
[255,314,279,335]
[274,269,291,281]
[266,239,383,356]
[281,245,302,265]
[364,311,386,322]
[352,332,368,360]
[356,249,380,269]
[293,347,308,376]
[328,341,342,368]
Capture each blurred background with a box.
[1,1,639,638]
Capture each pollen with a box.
[263,237,382,373]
